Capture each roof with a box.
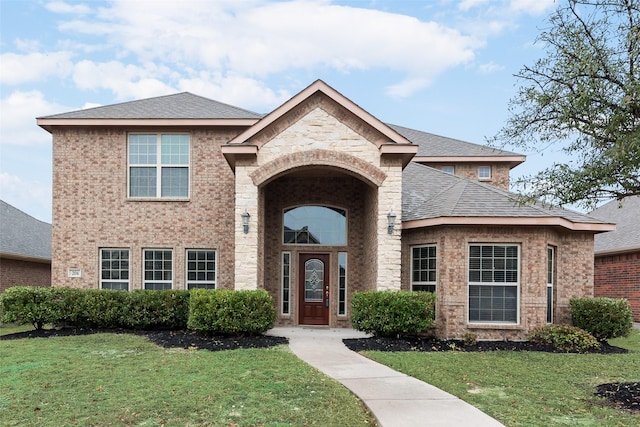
[38,92,263,120]
[0,200,51,262]
[402,163,612,231]
[590,196,640,255]
[390,124,523,159]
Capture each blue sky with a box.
[1,0,566,223]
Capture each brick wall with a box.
[51,127,242,290]
[420,162,511,190]
[594,251,640,321]
[0,258,51,292]
[401,225,595,340]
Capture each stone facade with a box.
[594,251,640,321]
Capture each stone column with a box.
[376,162,402,291]
[234,164,259,290]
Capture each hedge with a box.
[188,289,276,335]
[570,297,633,340]
[351,290,436,337]
[528,324,600,352]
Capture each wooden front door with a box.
[298,253,330,325]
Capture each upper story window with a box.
[441,166,455,175]
[128,134,189,198]
[283,205,346,245]
[478,165,492,180]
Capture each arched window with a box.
[283,206,346,245]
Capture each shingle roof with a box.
[590,196,640,253]
[39,92,263,120]
[402,163,604,224]
[0,200,51,261]
[389,124,520,158]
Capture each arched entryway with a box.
[259,166,378,327]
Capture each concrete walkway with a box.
[268,327,504,427]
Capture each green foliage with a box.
[188,289,276,335]
[351,291,436,337]
[0,286,72,329]
[528,324,600,352]
[124,290,190,330]
[570,297,633,340]
[491,0,640,208]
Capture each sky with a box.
[0,0,568,223]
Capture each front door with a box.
[299,253,330,325]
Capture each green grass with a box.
[0,327,376,426]
[364,330,640,427]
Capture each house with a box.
[36,80,613,339]
[0,200,52,292]
[590,196,640,321]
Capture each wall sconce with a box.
[241,210,250,234]
[387,210,396,234]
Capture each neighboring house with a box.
[37,80,613,339]
[0,200,52,292]
[590,196,640,321]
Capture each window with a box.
[411,246,437,292]
[144,249,173,290]
[100,249,129,290]
[281,252,291,315]
[468,245,519,323]
[547,246,555,323]
[283,205,346,245]
[186,250,216,289]
[441,166,455,175]
[129,134,189,198]
[478,166,491,179]
[338,252,347,316]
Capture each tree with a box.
[493,0,640,209]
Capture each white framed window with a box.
[281,252,291,315]
[143,249,173,290]
[478,166,492,180]
[338,252,348,316]
[100,249,129,290]
[468,244,519,323]
[411,245,437,292]
[128,133,190,198]
[186,250,216,290]
[547,246,555,323]
[441,166,455,175]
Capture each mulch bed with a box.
[595,382,640,412]
[0,327,288,351]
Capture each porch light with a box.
[241,210,250,234]
[387,210,396,234]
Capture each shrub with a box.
[570,297,633,341]
[65,289,130,328]
[528,324,600,352]
[188,289,276,335]
[351,291,436,337]
[0,286,73,329]
[123,290,190,330]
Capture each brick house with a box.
[37,80,613,339]
[590,196,640,321]
[0,200,52,292]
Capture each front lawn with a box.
[363,330,640,426]
[0,327,376,426]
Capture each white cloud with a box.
[385,78,431,99]
[45,1,91,15]
[0,91,66,147]
[58,0,483,98]
[459,0,490,12]
[72,60,175,100]
[0,172,52,223]
[0,51,74,85]
[509,0,555,15]
[478,61,505,73]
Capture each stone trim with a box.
[250,149,387,187]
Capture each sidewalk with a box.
[268,327,504,427]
